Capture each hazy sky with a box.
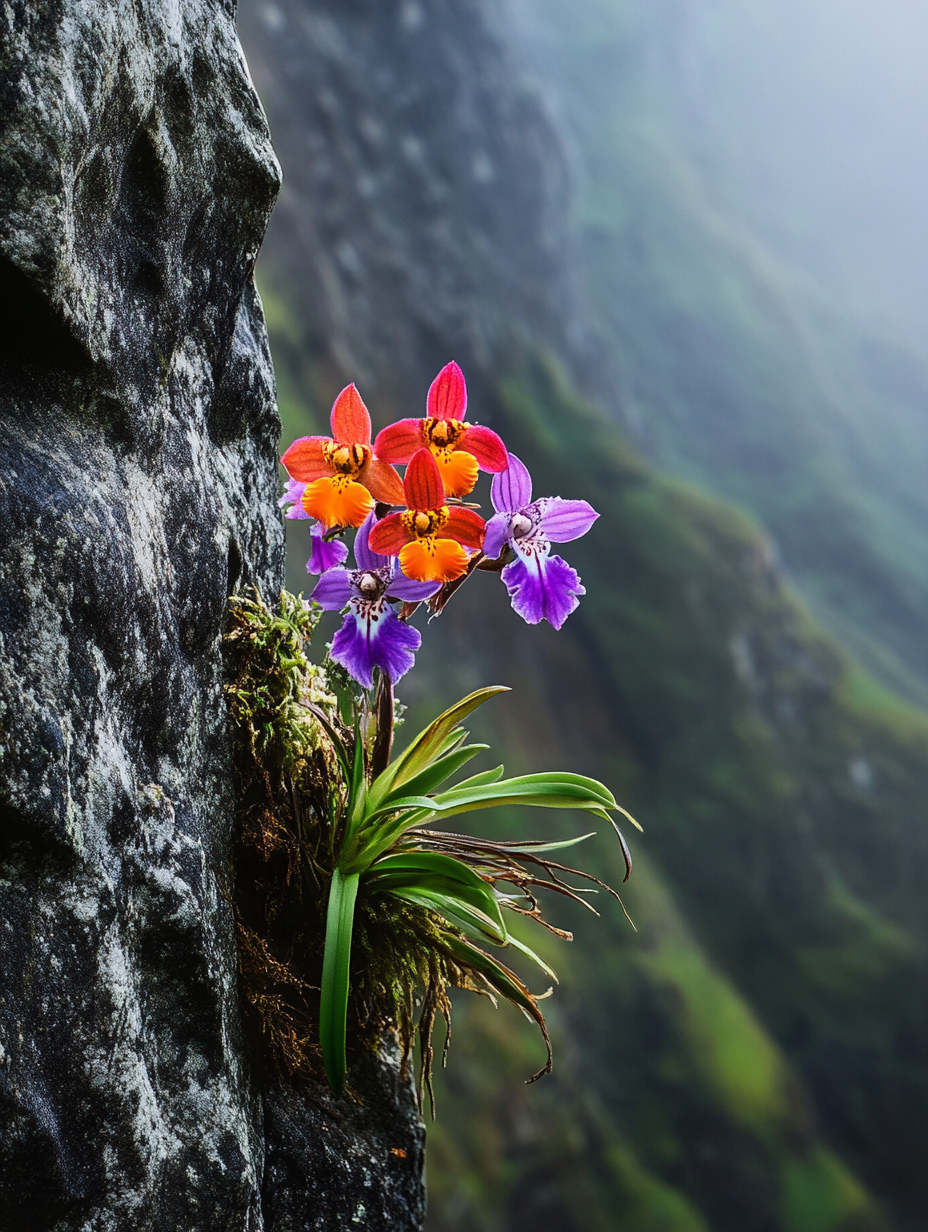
[675,0,928,350]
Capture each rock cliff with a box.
[0,3,423,1228]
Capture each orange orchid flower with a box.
[368,448,486,583]
[372,362,508,498]
[280,385,406,528]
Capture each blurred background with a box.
[238,2,928,1228]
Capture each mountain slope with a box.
[239,2,928,1228]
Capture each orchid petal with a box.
[399,538,469,583]
[404,448,446,511]
[354,513,391,571]
[482,512,510,560]
[491,454,532,513]
[281,436,331,482]
[307,525,349,574]
[443,505,486,550]
[386,572,442,602]
[312,567,354,611]
[369,512,412,556]
[279,476,305,508]
[302,476,373,528]
[280,477,311,520]
[434,448,479,497]
[502,553,584,630]
[538,498,599,543]
[373,419,425,463]
[360,456,406,505]
[330,384,372,445]
[427,362,467,421]
[459,424,508,472]
[330,605,421,688]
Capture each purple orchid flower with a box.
[312,513,440,688]
[279,478,349,574]
[484,454,598,630]
[279,476,311,521]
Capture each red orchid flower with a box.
[280,385,405,528]
[373,362,508,498]
[368,448,486,582]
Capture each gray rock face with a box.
[0,3,423,1228]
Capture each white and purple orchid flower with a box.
[484,455,598,630]
[279,478,350,574]
[312,513,440,688]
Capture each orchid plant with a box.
[263,361,637,1098]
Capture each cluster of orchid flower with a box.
[279,362,599,688]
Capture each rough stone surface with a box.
[0,3,423,1228]
[261,1043,426,1231]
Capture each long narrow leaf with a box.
[349,783,613,872]
[365,851,507,942]
[506,934,559,984]
[386,885,507,944]
[614,803,644,833]
[378,744,489,806]
[434,772,616,811]
[319,869,360,1093]
[447,764,506,792]
[365,730,465,811]
[367,686,509,805]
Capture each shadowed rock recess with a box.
[0,3,423,1229]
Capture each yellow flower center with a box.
[402,507,448,538]
[323,441,370,477]
[424,417,466,449]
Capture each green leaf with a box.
[505,934,559,984]
[387,885,507,944]
[615,803,644,833]
[425,772,617,821]
[445,764,506,792]
[344,771,616,872]
[378,744,489,805]
[435,771,616,810]
[491,833,596,856]
[367,686,509,806]
[319,869,360,1093]
[365,851,507,943]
